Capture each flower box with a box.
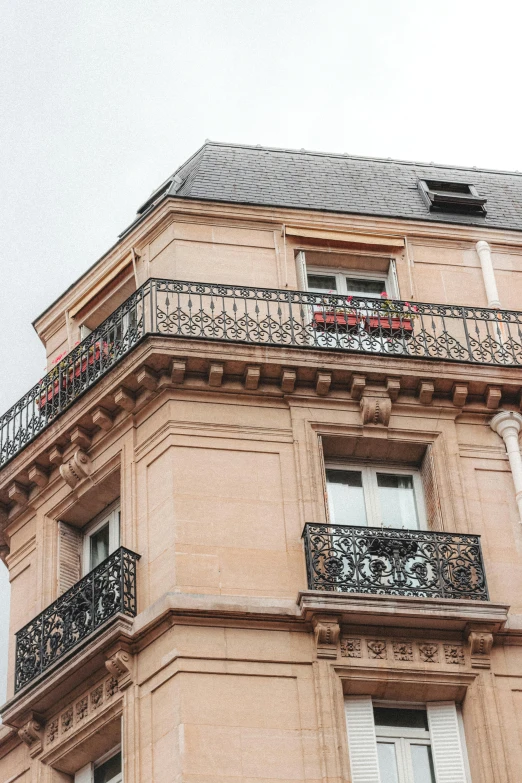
[313,311,360,332]
[37,343,110,414]
[36,377,66,414]
[69,343,109,380]
[365,316,414,337]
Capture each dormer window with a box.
[418,179,487,215]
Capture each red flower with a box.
[380,291,388,298]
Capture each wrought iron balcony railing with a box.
[302,523,489,601]
[3,277,522,470]
[14,547,140,692]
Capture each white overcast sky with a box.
[1,0,521,702]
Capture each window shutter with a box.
[427,701,467,783]
[74,762,94,783]
[344,696,381,783]
[58,521,82,594]
[295,251,308,291]
[387,259,400,298]
[420,446,443,530]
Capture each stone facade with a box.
[1,150,522,781]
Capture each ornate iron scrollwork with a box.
[2,278,522,470]
[14,547,140,692]
[302,523,488,601]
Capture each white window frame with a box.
[82,500,121,575]
[374,702,434,783]
[306,264,399,299]
[74,746,122,783]
[325,462,427,530]
[344,697,470,783]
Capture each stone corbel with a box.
[105,645,134,690]
[360,393,392,426]
[312,614,341,659]
[59,449,92,489]
[466,624,494,669]
[18,713,44,757]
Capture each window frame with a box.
[82,500,121,576]
[324,461,427,530]
[373,703,434,783]
[306,265,398,299]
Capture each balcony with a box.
[2,278,522,469]
[302,523,489,601]
[14,547,140,693]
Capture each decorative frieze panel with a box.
[45,673,120,750]
[340,635,466,666]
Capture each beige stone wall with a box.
[5,204,522,781]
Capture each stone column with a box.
[490,410,522,522]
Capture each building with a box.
[1,141,522,782]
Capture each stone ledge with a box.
[298,590,509,633]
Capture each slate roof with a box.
[132,141,522,234]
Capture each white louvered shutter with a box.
[387,259,400,298]
[295,250,308,291]
[74,762,94,783]
[427,701,467,783]
[344,696,381,783]
[58,520,82,594]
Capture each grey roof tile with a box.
[143,141,522,232]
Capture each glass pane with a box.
[94,752,122,783]
[377,474,419,529]
[326,470,367,526]
[411,744,435,783]
[90,523,110,570]
[307,274,337,292]
[377,742,399,783]
[345,277,386,298]
[374,707,429,730]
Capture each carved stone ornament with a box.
[105,648,134,689]
[419,643,439,663]
[18,713,44,757]
[59,448,92,488]
[340,637,362,658]
[312,615,340,658]
[367,640,387,659]
[467,629,494,669]
[443,644,465,665]
[360,394,392,427]
[392,641,413,662]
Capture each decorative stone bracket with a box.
[312,614,341,658]
[105,644,134,690]
[18,712,44,757]
[59,449,92,489]
[466,624,494,669]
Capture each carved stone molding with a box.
[466,625,494,669]
[105,647,134,690]
[59,449,92,489]
[312,614,340,658]
[360,394,392,426]
[18,713,44,757]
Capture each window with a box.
[325,464,426,530]
[306,269,394,299]
[374,706,435,783]
[418,179,487,215]
[94,752,122,783]
[344,697,470,783]
[74,750,122,783]
[82,502,120,575]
